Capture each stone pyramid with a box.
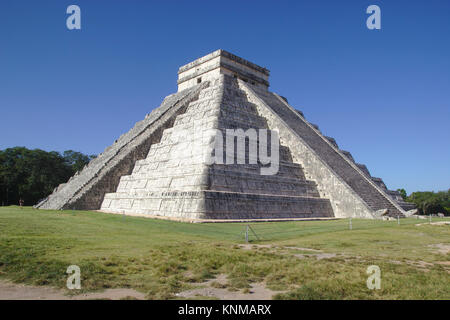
[36,50,412,220]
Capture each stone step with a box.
[101,190,334,219]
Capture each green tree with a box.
[0,147,95,206]
[63,150,96,173]
[422,199,445,215]
[396,188,407,200]
[407,189,450,216]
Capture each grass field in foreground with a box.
[0,206,448,299]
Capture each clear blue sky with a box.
[1,0,449,194]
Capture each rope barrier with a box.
[165,218,435,242]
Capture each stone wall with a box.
[178,49,269,91]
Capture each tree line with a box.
[0,147,95,206]
[397,188,449,216]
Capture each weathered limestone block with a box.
[404,208,418,217]
[374,208,389,218]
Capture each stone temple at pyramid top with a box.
[177,49,270,92]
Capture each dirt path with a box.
[416,221,450,227]
[0,277,279,300]
[429,243,450,255]
[176,274,282,300]
[0,280,145,300]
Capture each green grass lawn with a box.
[0,206,448,299]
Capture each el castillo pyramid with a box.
[36,50,414,220]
